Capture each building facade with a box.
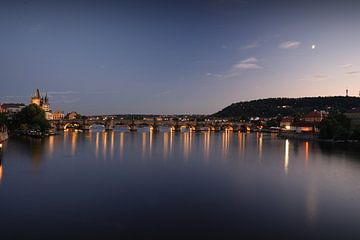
[53,110,65,120]
[30,89,53,120]
[0,103,26,114]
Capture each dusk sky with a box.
[1,0,360,115]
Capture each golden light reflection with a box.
[0,164,2,184]
[170,130,173,155]
[238,133,246,154]
[183,132,191,160]
[221,131,230,160]
[119,132,124,159]
[142,132,147,158]
[95,132,100,159]
[163,132,169,159]
[203,132,210,160]
[305,141,309,167]
[71,133,77,156]
[63,130,69,147]
[284,139,289,175]
[149,130,153,156]
[102,132,107,159]
[48,135,54,157]
[110,131,115,160]
[258,133,263,160]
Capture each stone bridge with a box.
[50,118,251,132]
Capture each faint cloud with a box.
[54,98,80,104]
[233,57,262,70]
[340,64,354,68]
[206,72,223,78]
[48,91,78,95]
[241,40,261,50]
[205,57,262,81]
[346,71,360,75]
[278,41,301,49]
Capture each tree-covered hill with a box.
[213,96,360,119]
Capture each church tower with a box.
[30,89,52,120]
[42,93,50,112]
[31,89,42,106]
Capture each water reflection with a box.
[142,132,147,159]
[102,132,107,160]
[119,132,124,159]
[238,133,246,156]
[110,131,115,160]
[2,133,360,239]
[71,132,77,156]
[305,141,309,168]
[182,132,192,160]
[257,133,263,161]
[95,132,100,159]
[284,139,290,175]
[203,132,210,160]
[163,132,168,159]
[221,131,231,160]
[47,135,54,158]
[305,178,319,226]
[0,155,2,184]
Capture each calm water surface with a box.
[1,131,360,239]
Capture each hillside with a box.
[213,96,360,119]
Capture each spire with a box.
[45,92,49,103]
[35,89,41,98]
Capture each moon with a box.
[311,44,316,49]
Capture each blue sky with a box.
[0,0,360,115]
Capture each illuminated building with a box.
[0,103,25,113]
[53,110,65,120]
[280,117,294,130]
[30,89,53,120]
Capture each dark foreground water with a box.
[1,131,360,239]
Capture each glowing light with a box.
[110,131,114,160]
[71,133,77,156]
[311,44,316,49]
[142,132,147,158]
[102,132,107,159]
[258,133,263,160]
[203,132,210,160]
[284,139,289,175]
[0,164,2,183]
[119,132,124,158]
[95,132,99,158]
[163,132,168,159]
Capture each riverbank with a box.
[279,131,360,144]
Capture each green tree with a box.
[0,113,8,126]
[350,127,360,140]
[319,113,351,140]
[11,104,50,132]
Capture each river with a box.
[0,131,360,239]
